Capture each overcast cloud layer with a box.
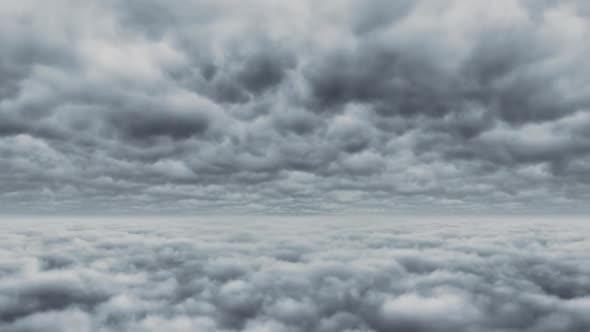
[2,0,590,213]
[1,217,590,332]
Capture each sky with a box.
[1,0,590,214]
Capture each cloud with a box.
[0,0,590,213]
[1,217,590,332]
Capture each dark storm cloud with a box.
[108,107,210,140]
[1,0,590,213]
[1,217,590,332]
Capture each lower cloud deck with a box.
[1,217,589,332]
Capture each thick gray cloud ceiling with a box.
[1,0,590,213]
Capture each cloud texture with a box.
[1,217,590,331]
[1,0,590,213]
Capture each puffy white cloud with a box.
[1,217,590,331]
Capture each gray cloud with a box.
[1,0,590,213]
[1,217,590,331]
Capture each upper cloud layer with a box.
[1,0,589,213]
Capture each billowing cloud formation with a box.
[1,217,590,331]
[1,0,590,213]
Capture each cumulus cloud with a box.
[1,0,590,213]
[1,217,590,331]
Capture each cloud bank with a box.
[1,0,590,213]
[1,217,590,331]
